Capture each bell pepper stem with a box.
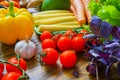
[9,2,15,17]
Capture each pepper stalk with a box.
[9,2,15,17]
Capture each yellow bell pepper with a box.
[0,2,34,45]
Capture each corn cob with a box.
[33,13,74,20]
[33,10,71,15]
[37,24,81,32]
[56,21,79,25]
[35,16,76,25]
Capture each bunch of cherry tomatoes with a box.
[0,0,20,8]
[0,56,27,80]
[40,30,87,68]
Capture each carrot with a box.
[81,0,91,24]
[70,4,76,15]
[72,0,86,26]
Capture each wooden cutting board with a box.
[0,32,120,80]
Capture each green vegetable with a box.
[89,0,120,26]
[41,0,70,11]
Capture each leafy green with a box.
[88,1,102,15]
[104,0,120,10]
[89,0,120,26]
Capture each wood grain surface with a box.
[0,33,120,80]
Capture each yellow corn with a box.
[56,21,79,25]
[37,24,81,32]
[35,16,76,25]
[33,13,74,20]
[33,10,71,15]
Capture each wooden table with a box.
[0,33,120,80]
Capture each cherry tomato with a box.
[1,72,21,80]
[0,1,9,7]
[0,69,2,80]
[57,36,72,51]
[40,31,53,41]
[72,36,85,52]
[11,1,20,8]
[6,57,27,75]
[60,50,77,68]
[52,34,62,44]
[63,30,76,38]
[0,63,4,72]
[42,39,56,49]
[0,0,3,2]
[64,30,74,36]
[0,1,20,8]
[41,48,59,65]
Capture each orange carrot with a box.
[72,0,86,26]
[81,0,91,24]
[70,2,76,15]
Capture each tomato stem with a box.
[0,60,29,80]
[17,53,20,66]
[38,52,47,66]
[40,52,46,57]
[18,75,29,80]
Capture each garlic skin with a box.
[14,40,37,59]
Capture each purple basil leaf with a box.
[104,42,120,50]
[100,21,112,38]
[93,46,103,52]
[99,53,110,60]
[88,50,99,58]
[105,64,111,78]
[90,16,102,36]
[98,58,108,65]
[111,49,120,61]
[112,26,120,40]
[86,62,96,76]
[83,34,96,39]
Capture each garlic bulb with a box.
[14,39,37,59]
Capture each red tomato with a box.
[52,34,62,44]
[72,36,85,52]
[0,0,3,2]
[1,72,21,80]
[0,1,9,7]
[0,63,4,72]
[41,48,59,65]
[0,1,20,8]
[60,50,77,68]
[42,39,56,49]
[64,30,74,35]
[40,31,53,41]
[0,69,2,80]
[11,1,20,8]
[6,57,27,75]
[57,36,72,51]
[63,30,76,38]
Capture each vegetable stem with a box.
[25,35,29,43]
[9,2,15,17]
[95,63,99,80]
[0,60,29,79]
